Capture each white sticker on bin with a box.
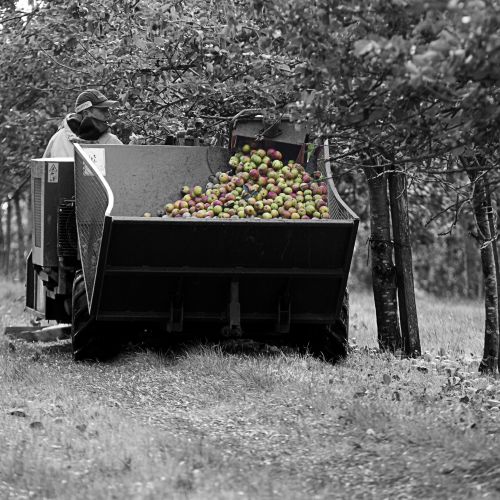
[85,148,106,176]
[47,162,59,183]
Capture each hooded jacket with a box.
[43,114,122,158]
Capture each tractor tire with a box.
[71,271,118,361]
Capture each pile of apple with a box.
[153,145,330,220]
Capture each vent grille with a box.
[34,177,42,247]
[57,199,78,257]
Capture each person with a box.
[43,89,122,158]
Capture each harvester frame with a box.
[24,113,358,360]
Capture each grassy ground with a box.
[350,286,484,358]
[1,279,499,500]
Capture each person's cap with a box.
[75,89,119,113]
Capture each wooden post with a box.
[388,166,421,356]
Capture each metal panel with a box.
[79,144,230,217]
[96,217,356,326]
[30,159,75,267]
[231,116,307,145]
[74,147,111,310]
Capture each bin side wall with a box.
[81,145,230,217]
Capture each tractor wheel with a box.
[71,271,118,361]
[302,290,349,363]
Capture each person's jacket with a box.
[43,115,122,158]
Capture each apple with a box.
[229,156,239,168]
[242,144,251,153]
[244,205,256,216]
[258,164,268,175]
[249,169,260,180]
[251,154,262,165]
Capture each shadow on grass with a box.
[119,326,346,365]
[3,325,347,366]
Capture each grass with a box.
[350,286,484,358]
[1,278,499,499]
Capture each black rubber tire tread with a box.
[71,271,117,361]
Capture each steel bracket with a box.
[228,279,241,329]
[167,280,184,333]
[276,295,291,334]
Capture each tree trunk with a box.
[13,193,26,280]
[364,165,402,352]
[0,202,4,272]
[486,188,500,372]
[465,163,499,373]
[5,200,12,276]
[388,166,421,356]
[463,229,469,298]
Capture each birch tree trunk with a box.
[465,162,499,373]
[364,165,402,352]
[388,166,421,356]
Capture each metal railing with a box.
[319,140,358,221]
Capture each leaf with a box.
[353,39,378,57]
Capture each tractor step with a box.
[4,324,71,343]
